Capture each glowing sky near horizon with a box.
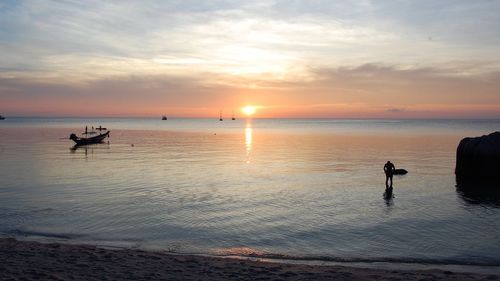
[1,0,500,118]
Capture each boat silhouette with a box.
[69,126,110,146]
[70,131,109,146]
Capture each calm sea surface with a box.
[1,118,500,269]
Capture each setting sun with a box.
[241,106,257,116]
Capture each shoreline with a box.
[7,235,500,273]
[1,238,499,281]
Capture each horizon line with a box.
[3,116,500,121]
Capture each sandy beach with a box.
[0,238,498,281]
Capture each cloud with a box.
[308,64,500,105]
[386,108,405,113]
[1,63,500,118]
[1,1,500,117]
[2,0,500,82]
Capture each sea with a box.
[1,118,499,272]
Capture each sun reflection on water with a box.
[245,122,252,163]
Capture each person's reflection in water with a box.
[384,186,394,206]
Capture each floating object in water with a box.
[162,115,167,120]
[69,131,110,146]
[0,115,5,120]
[393,169,408,175]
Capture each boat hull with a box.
[71,131,110,146]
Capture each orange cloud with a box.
[1,64,500,118]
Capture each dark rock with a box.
[455,132,500,185]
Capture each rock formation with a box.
[455,131,500,185]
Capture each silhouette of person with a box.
[384,161,396,188]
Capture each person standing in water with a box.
[384,161,396,188]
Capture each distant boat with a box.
[69,131,110,146]
[0,115,5,120]
[162,115,167,120]
[232,111,236,120]
[219,110,223,121]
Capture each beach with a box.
[2,238,499,281]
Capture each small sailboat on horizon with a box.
[219,110,223,121]
[232,111,236,120]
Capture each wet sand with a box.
[1,238,498,281]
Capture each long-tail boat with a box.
[69,131,109,146]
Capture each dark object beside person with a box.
[393,169,408,175]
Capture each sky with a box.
[1,0,500,118]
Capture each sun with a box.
[241,105,257,116]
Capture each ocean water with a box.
[1,118,500,269]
